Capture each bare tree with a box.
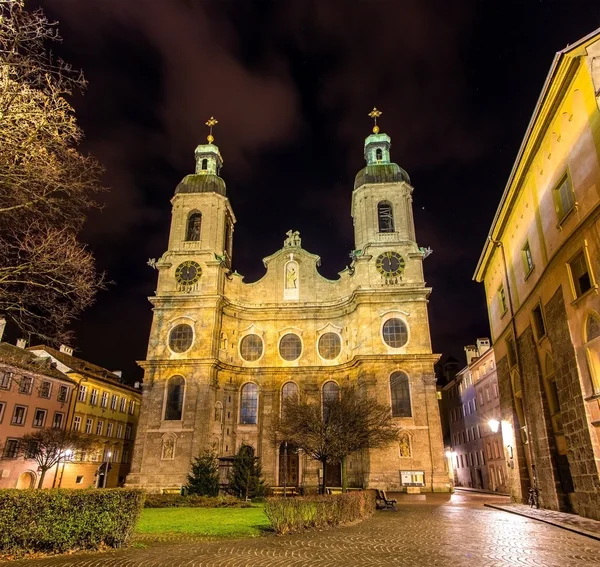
[275,385,399,494]
[0,0,106,344]
[17,427,94,488]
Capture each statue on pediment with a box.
[284,230,301,248]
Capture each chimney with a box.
[16,338,27,349]
[59,344,74,356]
[476,337,491,356]
[464,344,477,366]
[0,317,6,342]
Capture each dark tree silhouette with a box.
[185,450,220,496]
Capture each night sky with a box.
[32,1,600,382]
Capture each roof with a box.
[0,343,75,384]
[27,345,139,393]
[175,174,226,196]
[474,27,600,281]
[354,163,411,189]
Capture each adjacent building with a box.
[127,118,449,494]
[474,28,600,519]
[0,341,76,489]
[28,345,141,488]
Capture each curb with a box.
[485,503,600,542]
[455,487,510,497]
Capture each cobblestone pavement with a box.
[486,502,600,540]
[6,492,600,567]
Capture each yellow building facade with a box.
[475,29,600,519]
[127,120,448,494]
[29,346,141,488]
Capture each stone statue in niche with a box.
[220,332,228,351]
[286,263,298,289]
[161,436,175,460]
[399,435,411,458]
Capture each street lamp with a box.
[99,451,112,488]
[57,448,73,488]
[488,419,500,433]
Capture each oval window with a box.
[318,332,341,360]
[382,318,408,348]
[279,333,302,361]
[240,334,263,362]
[169,324,194,353]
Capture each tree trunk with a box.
[341,456,347,493]
[321,460,327,495]
[37,468,47,489]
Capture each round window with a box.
[169,324,194,353]
[240,334,263,362]
[279,333,302,361]
[382,318,408,348]
[318,332,341,360]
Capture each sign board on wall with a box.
[400,470,425,487]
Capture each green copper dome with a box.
[175,174,226,196]
[354,163,411,189]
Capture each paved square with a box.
[5,493,600,566]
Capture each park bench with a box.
[271,486,298,497]
[375,489,397,510]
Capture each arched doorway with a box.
[324,461,342,488]
[16,471,35,489]
[278,442,299,488]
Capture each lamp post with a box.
[99,451,112,488]
[58,449,73,488]
[488,419,500,433]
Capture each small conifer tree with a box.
[185,450,220,496]
[227,445,267,499]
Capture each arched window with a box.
[185,212,202,241]
[164,376,185,420]
[214,402,223,422]
[377,201,395,233]
[390,371,411,417]
[585,315,600,394]
[375,148,383,161]
[281,382,298,416]
[201,158,208,170]
[322,381,340,421]
[240,383,258,424]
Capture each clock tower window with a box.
[201,158,208,170]
[185,212,202,241]
[378,201,395,233]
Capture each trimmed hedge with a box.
[264,490,376,535]
[0,488,145,557]
[144,494,251,508]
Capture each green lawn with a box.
[136,505,270,538]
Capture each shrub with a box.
[0,488,145,557]
[185,451,220,496]
[144,494,251,508]
[227,445,267,499]
[264,490,376,535]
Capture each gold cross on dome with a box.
[205,116,218,143]
[368,107,382,133]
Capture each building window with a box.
[318,332,341,360]
[4,439,19,459]
[201,158,208,170]
[53,412,64,429]
[543,354,562,434]
[96,420,104,436]
[322,381,340,421]
[19,376,32,394]
[85,418,93,434]
[122,450,129,464]
[33,409,47,428]
[390,371,412,417]
[116,423,123,438]
[111,395,118,410]
[0,371,12,390]
[553,174,575,222]
[185,212,202,241]
[522,241,534,275]
[585,314,600,393]
[101,392,108,408]
[506,336,517,368]
[281,382,299,409]
[169,324,194,353]
[532,304,546,340]
[73,415,81,432]
[125,424,132,440]
[107,423,114,437]
[164,376,185,420]
[39,380,51,399]
[11,405,26,425]
[568,250,592,299]
[90,389,98,406]
[57,385,68,403]
[78,385,87,403]
[382,318,408,348]
[129,400,135,415]
[493,383,499,398]
[498,285,507,315]
[240,334,263,362]
[120,397,127,412]
[76,475,84,484]
[240,383,258,424]
[0,401,5,423]
[377,201,395,233]
[375,148,383,161]
[279,334,302,361]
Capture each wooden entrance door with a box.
[278,442,299,487]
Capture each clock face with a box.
[376,251,405,277]
[175,261,201,285]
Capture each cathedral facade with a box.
[126,119,449,493]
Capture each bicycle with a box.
[528,486,540,509]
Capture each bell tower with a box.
[351,107,417,254]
